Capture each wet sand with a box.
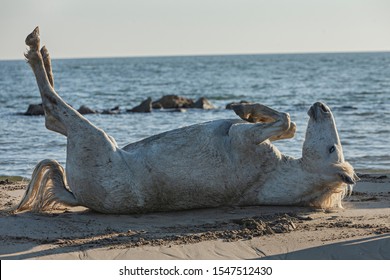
[0,173,389,260]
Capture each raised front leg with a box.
[230,103,296,145]
[269,120,296,141]
[232,103,281,123]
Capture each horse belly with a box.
[136,142,278,211]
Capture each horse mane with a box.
[309,161,357,209]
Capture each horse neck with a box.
[263,156,327,204]
[277,156,316,187]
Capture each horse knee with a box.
[278,112,291,132]
[45,115,67,136]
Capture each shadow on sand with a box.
[0,205,307,259]
[260,234,390,260]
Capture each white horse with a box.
[18,27,358,214]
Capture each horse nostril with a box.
[319,103,328,113]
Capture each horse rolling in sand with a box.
[18,27,358,214]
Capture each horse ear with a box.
[333,162,359,185]
[339,173,354,184]
[339,172,359,185]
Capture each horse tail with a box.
[16,159,79,212]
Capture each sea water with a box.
[0,52,389,177]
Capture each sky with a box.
[0,0,389,60]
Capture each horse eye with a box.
[329,146,336,153]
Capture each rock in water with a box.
[25,103,44,115]
[193,97,215,109]
[128,97,152,113]
[78,105,97,114]
[152,95,194,109]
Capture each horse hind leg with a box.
[24,27,119,209]
[25,27,117,149]
[38,45,69,136]
[25,27,91,138]
[40,46,54,89]
[16,159,80,212]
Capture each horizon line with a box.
[1,49,389,62]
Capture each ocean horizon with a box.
[2,50,390,62]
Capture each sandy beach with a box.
[0,173,389,260]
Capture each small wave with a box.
[211,94,248,101]
[355,111,377,117]
[333,105,358,111]
[354,91,385,96]
[352,155,390,162]
[376,130,390,134]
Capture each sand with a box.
[0,173,389,260]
